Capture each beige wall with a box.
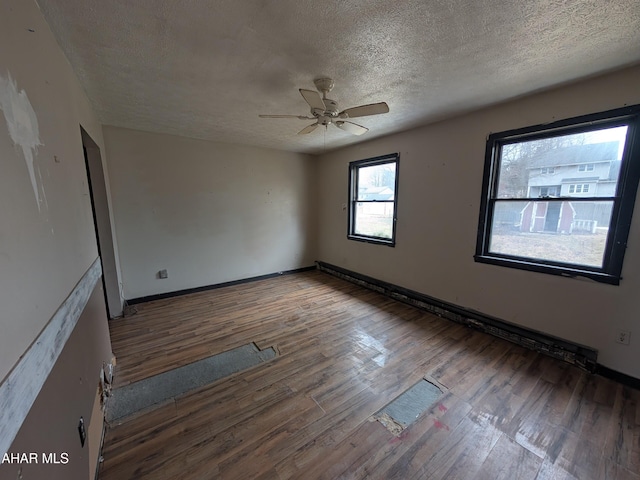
[103,126,317,300]
[0,0,116,475]
[0,0,117,386]
[316,65,640,378]
[1,285,113,480]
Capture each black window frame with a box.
[475,104,640,285]
[348,153,400,246]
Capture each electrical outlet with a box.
[158,269,168,279]
[615,329,631,345]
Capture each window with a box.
[539,186,559,197]
[475,105,640,285]
[348,153,399,245]
[540,167,555,174]
[578,163,595,171]
[569,183,590,194]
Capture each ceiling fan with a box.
[259,78,389,136]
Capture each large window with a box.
[475,105,640,285]
[348,153,399,246]
[578,164,595,172]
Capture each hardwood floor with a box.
[98,270,640,480]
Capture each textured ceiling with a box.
[35,0,640,155]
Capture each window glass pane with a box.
[356,163,396,201]
[496,126,627,199]
[488,200,613,267]
[354,202,394,239]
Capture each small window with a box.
[348,153,399,246]
[569,184,591,194]
[540,167,555,174]
[475,105,640,285]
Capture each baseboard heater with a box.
[316,261,598,373]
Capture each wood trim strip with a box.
[0,258,103,457]
[316,260,599,372]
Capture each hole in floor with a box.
[374,377,445,435]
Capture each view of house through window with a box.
[491,126,626,266]
[476,105,640,284]
[348,154,399,245]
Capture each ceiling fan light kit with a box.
[259,77,389,136]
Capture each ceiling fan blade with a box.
[299,89,326,111]
[339,102,389,119]
[335,121,368,136]
[298,122,319,135]
[259,114,315,119]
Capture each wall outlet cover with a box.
[615,329,631,345]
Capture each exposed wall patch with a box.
[0,72,45,210]
[0,258,103,458]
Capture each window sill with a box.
[347,234,396,247]
[473,254,620,285]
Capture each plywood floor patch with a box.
[107,342,276,423]
[374,378,444,435]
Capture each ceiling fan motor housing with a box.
[323,98,339,115]
[311,98,339,120]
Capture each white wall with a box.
[0,0,119,383]
[103,126,317,299]
[316,65,640,378]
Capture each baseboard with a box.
[596,365,640,390]
[316,260,599,372]
[127,266,317,305]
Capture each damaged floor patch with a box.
[107,342,276,423]
[374,378,444,435]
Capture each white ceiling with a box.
[36,0,640,155]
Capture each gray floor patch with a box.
[107,342,276,423]
[374,378,443,435]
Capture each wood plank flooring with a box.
[98,270,640,480]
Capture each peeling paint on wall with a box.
[0,72,45,210]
